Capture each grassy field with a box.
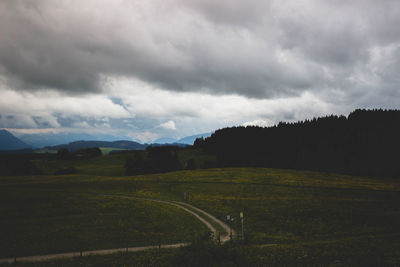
[1,166,399,265]
[98,147,128,155]
[0,176,208,258]
[151,168,400,245]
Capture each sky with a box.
[1,0,400,143]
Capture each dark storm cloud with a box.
[180,0,272,27]
[0,2,98,92]
[1,0,400,100]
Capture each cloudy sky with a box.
[1,0,400,142]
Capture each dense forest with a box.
[194,109,400,178]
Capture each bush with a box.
[54,167,77,175]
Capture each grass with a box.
[116,168,400,246]
[4,233,400,266]
[1,167,400,265]
[99,147,128,155]
[0,178,208,258]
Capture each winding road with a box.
[0,194,235,264]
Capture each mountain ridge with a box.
[0,129,31,150]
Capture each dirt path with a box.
[0,243,188,264]
[0,194,233,264]
[176,201,235,242]
[107,194,235,240]
[110,194,220,239]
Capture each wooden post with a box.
[158,234,161,254]
[240,211,244,241]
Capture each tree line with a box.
[0,147,102,176]
[125,146,182,175]
[194,109,400,178]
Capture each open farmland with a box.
[1,167,399,265]
[0,175,208,258]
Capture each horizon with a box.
[1,1,400,143]
[1,108,397,148]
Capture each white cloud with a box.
[242,120,273,127]
[71,121,90,129]
[159,120,176,130]
[128,130,159,143]
[0,86,130,129]
[0,73,344,142]
[105,76,335,138]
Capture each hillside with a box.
[0,129,31,150]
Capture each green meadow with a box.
[1,153,400,265]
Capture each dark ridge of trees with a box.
[194,109,400,178]
[57,148,71,160]
[0,148,34,154]
[74,147,102,158]
[125,146,182,176]
[57,147,102,160]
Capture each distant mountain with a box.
[154,137,177,144]
[177,133,211,145]
[149,142,188,148]
[44,140,147,152]
[0,129,31,150]
[18,131,213,148]
[18,132,131,148]
[153,133,212,146]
